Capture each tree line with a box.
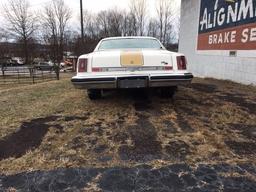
[0,0,179,77]
[82,0,177,45]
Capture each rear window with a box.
[98,38,162,50]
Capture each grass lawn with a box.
[0,74,256,179]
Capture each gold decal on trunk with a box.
[120,51,144,66]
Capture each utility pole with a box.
[80,0,84,42]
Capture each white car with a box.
[12,57,24,65]
[71,37,193,100]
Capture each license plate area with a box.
[118,76,148,88]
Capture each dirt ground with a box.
[0,74,256,191]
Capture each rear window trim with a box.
[95,38,165,51]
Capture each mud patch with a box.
[163,120,178,133]
[68,136,85,149]
[118,114,162,161]
[94,144,108,154]
[164,140,191,160]
[0,116,60,160]
[87,138,98,146]
[81,127,95,135]
[229,123,256,140]
[82,126,103,137]
[225,140,256,156]
[134,101,152,111]
[116,113,127,124]
[190,83,217,93]
[98,156,113,162]
[132,89,152,112]
[64,116,89,122]
[181,94,215,108]
[218,93,256,114]
[112,132,129,144]
[176,113,194,133]
[177,105,200,116]
[2,164,256,192]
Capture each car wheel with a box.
[160,87,177,98]
[88,89,102,100]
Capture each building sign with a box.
[197,0,256,54]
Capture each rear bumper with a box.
[71,73,193,89]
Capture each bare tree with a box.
[130,0,147,36]
[0,28,9,42]
[122,12,132,36]
[147,18,158,37]
[97,11,109,37]
[125,12,137,36]
[107,9,123,37]
[42,0,71,80]
[156,0,174,45]
[174,5,181,43]
[82,10,99,39]
[72,1,177,54]
[3,0,37,64]
[83,9,123,39]
[128,1,138,36]
[0,30,8,58]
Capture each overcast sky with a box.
[0,0,181,25]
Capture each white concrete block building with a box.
[179,0,256,85]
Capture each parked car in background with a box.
[0,57,19,67]
[35,62,54,71]
[60,66,73,73]
[60,60,73,68]
[12,57,24,65]
[47,61,55,66]
[60,62,66,68]
[71,36,193,100]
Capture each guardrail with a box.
[0,65,57,85]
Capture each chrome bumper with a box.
[71,73,193,89]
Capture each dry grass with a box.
[0,75,256,176]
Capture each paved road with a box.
[1,163,256,192]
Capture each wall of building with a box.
[179,0,256,85]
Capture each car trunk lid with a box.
[92,50,173,72]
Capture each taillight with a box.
[92,67,102,72]
[78,58,87,72]
[164,66,173,71]
[177,56,187,70]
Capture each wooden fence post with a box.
[32,68,35,84]
[17,68,20,83]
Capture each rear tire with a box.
[160,87,177,98]
[88,89,102,100]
